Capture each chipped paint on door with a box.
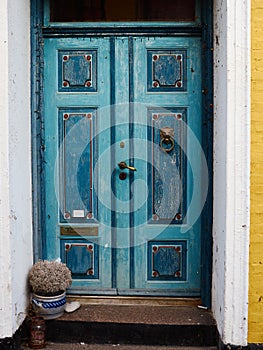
[44,35,204,296]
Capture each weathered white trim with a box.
[0,0,32,339]
[0,0,13,338]
[213,0,251,345]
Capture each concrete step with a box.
[23,344,218,350]
[22,304,217,348]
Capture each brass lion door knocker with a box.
[159,127,175,152]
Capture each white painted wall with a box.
[0,0,32,338]
[212,0,250,346]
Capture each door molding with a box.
[31,0,213,304]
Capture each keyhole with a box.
[119,172,127,180]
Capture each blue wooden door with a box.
[44,35,204,296]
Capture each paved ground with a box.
[22,343,217,350]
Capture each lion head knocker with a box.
[159,127,175,152]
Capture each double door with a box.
[44,35,204,295]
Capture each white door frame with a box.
[213,0,251,345]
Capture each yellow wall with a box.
[249,0,263,343]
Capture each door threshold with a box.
[66,295,201,306]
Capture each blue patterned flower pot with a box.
[32,291,66,320]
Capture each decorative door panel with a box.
[147,241,187,281]
[58,50,97,92]
[149,109,186,223]
[147,50,186,91]
[44,36,203,296]
[59,109,95,221]
[61,239,99,279]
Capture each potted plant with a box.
[28,259,72,320]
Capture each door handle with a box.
[118,161,137,171]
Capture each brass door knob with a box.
[118,161,137,171]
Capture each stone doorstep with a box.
[29,345,219,350]
[59,304,215,325]
[40,305,218,347]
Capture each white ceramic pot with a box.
[32,291,66,320]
